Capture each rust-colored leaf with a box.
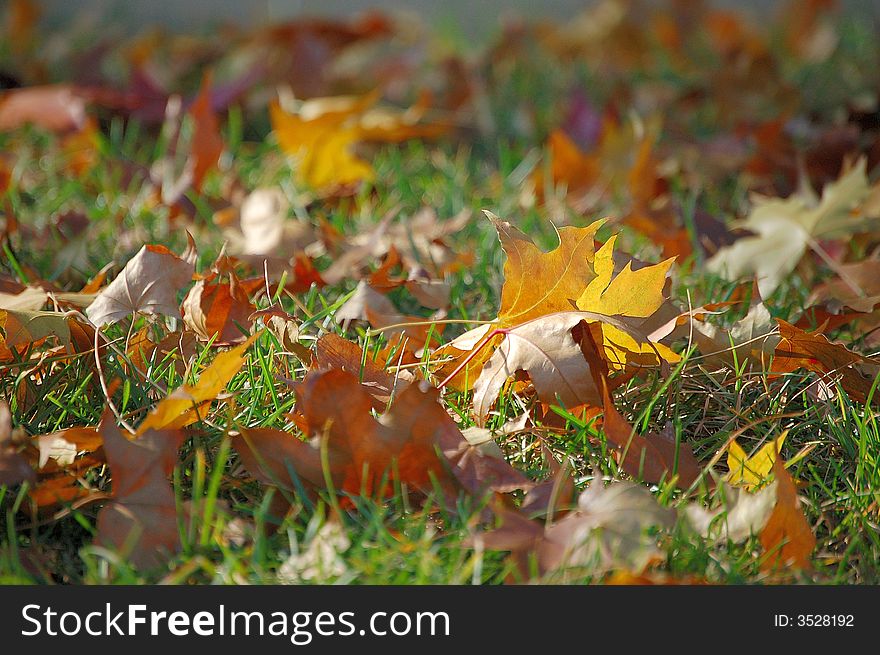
[759,456,815,572]
[771,319,880,403]
[96,412,185,569]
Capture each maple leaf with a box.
[236,367,528,500]
[188,71,224,193]
[309,332,405,410]
[760,456,815,572]
[272,91,448,191]
[181,265,256,345]
[575,233,678,369]
[96,412,184,569]
[726,432,787,491]
[435,214,675,395]
[270,94,377,191]
[494,214,603,326]
[471,312,604,422]
[540,129,601,198]
[707,159,880,296]
[85,244,195,327]
[0,309,74,362]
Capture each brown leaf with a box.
[234,426,338,491]
[0,401,35,487]
[96,412,185,569]
[85,244,195,327]
[759,456,815,572]
[241,367,526,500]
[0,85,87,133]
[311,332,401,409]
[581,323,703,488]
[771,319,880,403]
[0,309,73,362]
[182,269,255,345]
[296,369,456,496]
[188,71,224,192]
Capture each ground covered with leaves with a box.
[2,0,880,584]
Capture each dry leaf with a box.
[0,309,73,362]
[727,432,787,491]
[760,456,815,571]
[708,159,879,296]
[771,319,880,403]
[86,244,195,327]
[188,71,224,192]
[479,480,674,579]
[182,269,256,345]
[136,333,259,435]
[0,401,35,486]
[96,412,184,569]
[684,482,778,543]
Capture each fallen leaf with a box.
[0,400,35,486]
[136,333,259,435]
[310,332,402,409]
[270,94,375,191]
[85,244,195,327]
[0,85,87,133]
[770,319,880,404]
[708,159,879,296]
[471,312,603,423]
[34,427,102,468]
[434,214,675,393]
[684,481,778,542]
[96,412,185,569]
[760,455,815,571]
[727,432,787,491]
[479,480,674,579]
[182,268,255,345]
[0,309,74,362]
[188,71,224,192]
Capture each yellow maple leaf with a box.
[270,99,374,190]
[270,91,448,192]
[576,234,678,369]
[726,431,788,491]
[494,213,604,326]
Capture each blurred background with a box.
[32,0,880,39]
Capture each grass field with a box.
[2,1,880,585]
